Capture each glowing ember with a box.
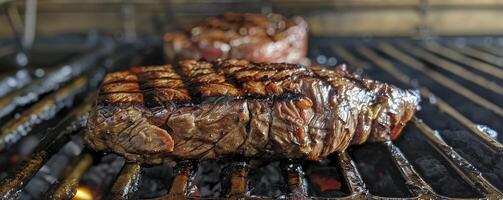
[73,187,93,200]
[309,175,342,192]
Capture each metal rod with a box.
[422,43,503,79]
[476,45,503,58]
[4,3,24,47]
[163,161,195,199]
[0,46,108,119]
[350,44,503,153]
[337,152,368,197]
[4,2,28,67]
[0,76,88,150]
[339,44,503,198]
[412,117,503,198]
[383,141,436,197]
[224,161,249,199]
[0,149,52,199]
[48,152,94,200]
[451,45,503,69]
[398,43,503,95]
[332,46,370,70]
[22,0,37,50]
[377,43,503,118]
[419,88,503,153]
[354,45,411,84]
[0,98,91,199]
[0,42,114,149]
[107,163,142,200]
[281,161,308,198]
[0,69,32,98]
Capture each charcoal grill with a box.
[2,0,503,196]
[0,34,502,199]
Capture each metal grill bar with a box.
[0,69,31,98]
[333,43,503,199]
[224,161,249,198]
[476,45,503,58]
[0,43,118,152]
[342,44,503,152]
[0,99,91,199]
[330,47,370,70]
[418,88,503,153]
[377,43,503,118]
[3,39,503,199]
[163,161,195,199]
[0,75,88,150]
[0,44,137,199]
[107,163,142,199]
[0,149,52,199]
[353,45,411,84]
[0,48,107,119]
[450,45,503,68]
[47,152,94,199]
[337,152,368,197]
[383,141,435,197]
[411,117,502,198]
[422,43,503,79]
[123,158,369,199]
[282,162,308,198]
[397,43,503,95]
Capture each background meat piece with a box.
[164,13,308,64]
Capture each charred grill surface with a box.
[2,36,503,200]
[85,59,419,164]
[163,13,308,64]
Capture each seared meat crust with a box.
[85,60,419,164]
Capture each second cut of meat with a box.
[164,13,308,64]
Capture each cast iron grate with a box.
[0,36,502,199]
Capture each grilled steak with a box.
[163,13,308,64]
[85,60,420,164]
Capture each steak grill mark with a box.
[86,59,420,164]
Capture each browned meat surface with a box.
[85,60,420,164]
[164,13,308,64]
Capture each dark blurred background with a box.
[2,0,503,39]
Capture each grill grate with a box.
[48,152,94,199]
[340,44,503,152]
[0,36,502,199]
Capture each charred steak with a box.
[85,60,420,164]
[163,13,308,64]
